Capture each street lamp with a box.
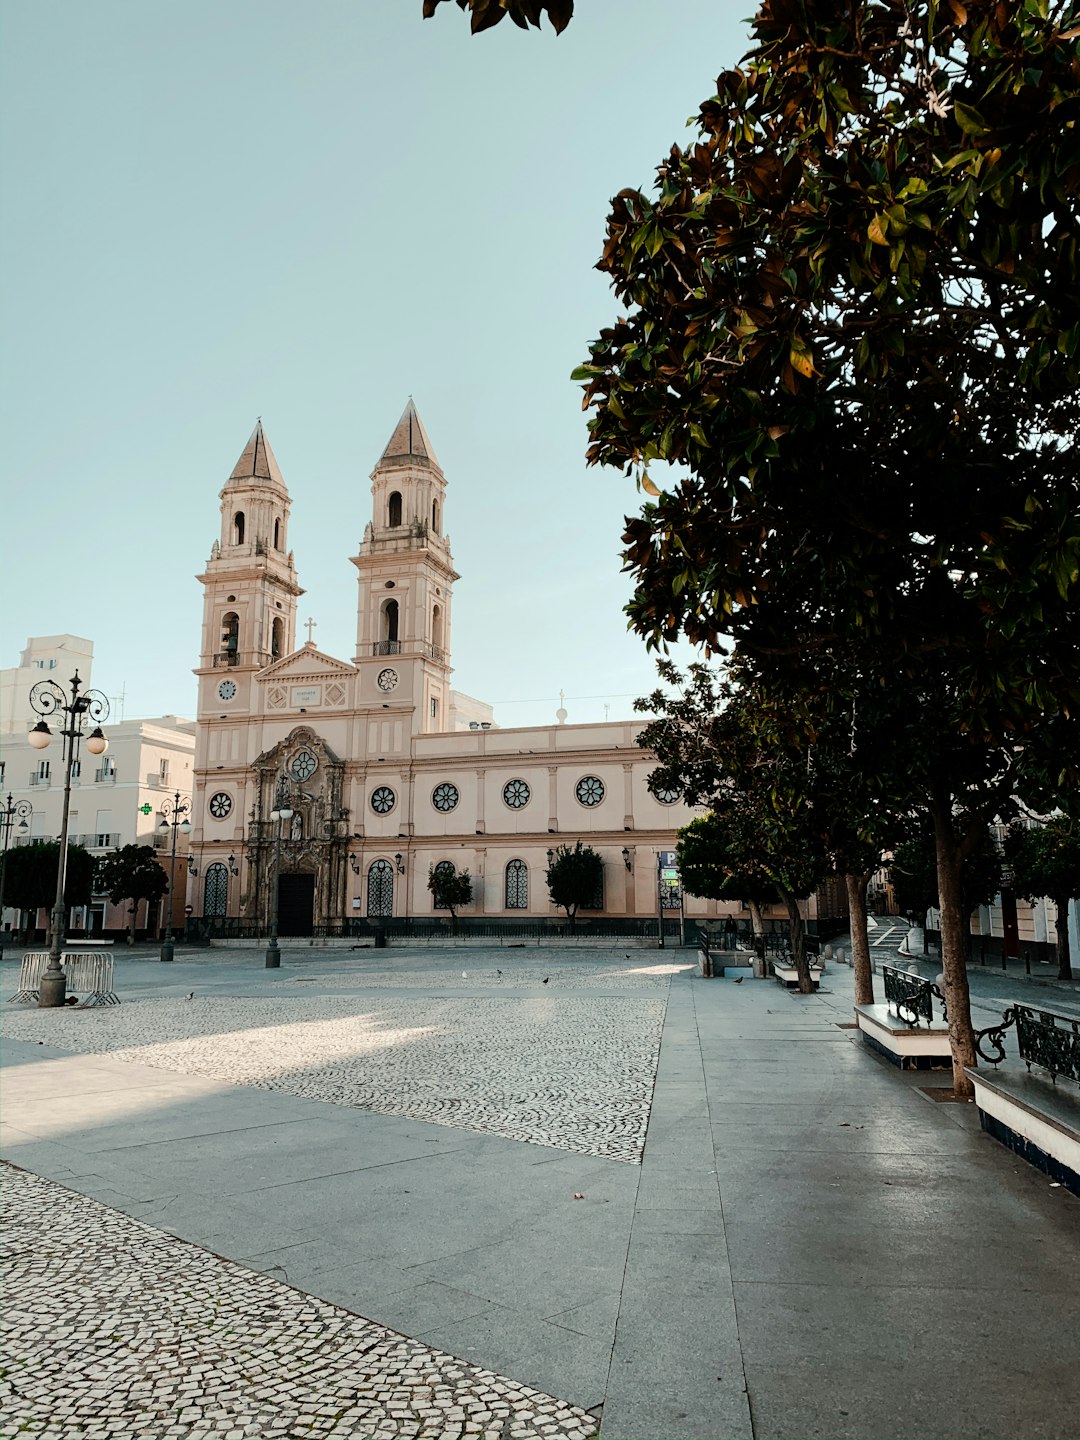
[27,672,109,1007]
[158,791,191,962]
[0,795,33,932]
[265,805,293,968]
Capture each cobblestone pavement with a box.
[2,992,664,1163]
[1,1165,599,1440]
[283,963,687,991]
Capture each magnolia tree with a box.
[429,1,1080,1091]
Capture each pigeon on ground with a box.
[462,971,467,979]
[542,976,550,984]
[733,977,744,984]
[497,969,503,976]
[188,991,195,1000]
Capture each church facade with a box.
[188,403,715,934]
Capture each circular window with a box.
[291,750,317,780]
[575,775,606,807]
[371,786,396,815]
[217,679,237,702]
[432,782,459,813]
[377,668,398,692]
[502,779,531,810]
[208,791,233,820]
[653,783,680,805]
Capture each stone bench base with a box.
[771,962,824,991]
[966,1064,1080,1197]
[855,1003,951,1069]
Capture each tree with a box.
[890,819,1002,956]
[432,1,1080,1090]
[639,662,838,992]
[427,862,474,933]
[546,842,603,931]
[1006,819,1080,981]
[568,3,1080,1093]
[2,841,95,924]
[97,845,169,944]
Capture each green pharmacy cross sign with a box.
[139,804,153,814]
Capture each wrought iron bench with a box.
[854,964,950,1068]
[8,950,120,1008]
[968,1002,1080,1195]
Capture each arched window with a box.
[204,862,228,917]
[431,859,455,909]
[272,616,284,658]
[233,512,245,545]
[431,499,440,533]
[387,491,402,527]
[273,517,282,549]
[383,599,399,644]
[432,604,443,652]
[505,859,528,910]
[367,859,394,917]
[221,612,239,657]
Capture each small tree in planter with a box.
[546,842,603,934]
[97,845,169,945]
[427,862,473,935]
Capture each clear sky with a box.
[0,1,748,729]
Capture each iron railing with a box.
[976,1003,1080,1086]
[882,963,946,1027]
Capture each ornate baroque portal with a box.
[245,727,349,935]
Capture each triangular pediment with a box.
[256,645,358,682]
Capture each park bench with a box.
[968,1002,1080,1196]
[8,948,120,1007]
[770,957,825,991]
[854,963,951,1068]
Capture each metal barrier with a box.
[8,951,120,1007]
[976,1003,1080,1086]
[881,963,945,1028]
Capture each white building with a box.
[0,637,196,936]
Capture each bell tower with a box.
[351,399,457,734]
[195,421,304,717]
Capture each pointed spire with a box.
[228,420,285,488]
[379,399,440,470]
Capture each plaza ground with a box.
[2,938,1079,1440]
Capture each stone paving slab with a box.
[1,1164,598,1440]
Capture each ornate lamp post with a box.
[0,795,33,930]
[265,803,293,968]
[27,672,109,1007]
[158,791,192,962]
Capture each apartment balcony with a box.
[94,767,116,784]
[28,773,50,787]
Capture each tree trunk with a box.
[747,899,765,939]
[1054,895,1073,981]
[127,903,137,946]
[780,889,813,993]
[931,801,978,1096]
[846,872,874,1007]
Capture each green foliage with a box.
[1005,819,1080,906]
[545,842,603,922]
[889,820,1002,920]
[575,1,1079,783]
[676,813,776,908]
[96,845,169,911]
[422,0,572,33]
[1,841,95,913]
[427,863,474,919]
